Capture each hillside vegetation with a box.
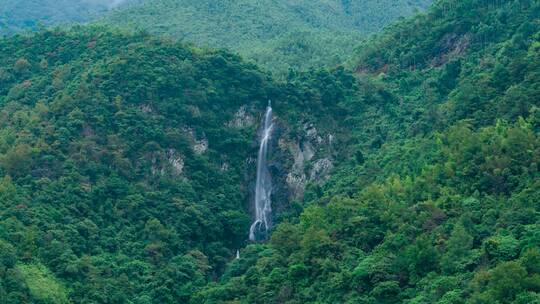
[1,0,431,73]
[0,0,539,303]
[0,0,117,35]
[0,26,356,302]
[194,0,540,303]
[104,0,431,72]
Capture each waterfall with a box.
[249,104,274,241]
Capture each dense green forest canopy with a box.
[0,27,261,302]
[104,0,432,72]
[0,0,540,303]
[194,0,540,303]
[0,24,354,303]
[1,0,432,73]
[0,0,121,35]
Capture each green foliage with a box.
[194,0,540,303]
[0,27,268,303]
[197,113,540,304]
[1,0,433,73]
[0,25,354,303]
[0,240,16,268]
[18,263,70,304]
[1,0,539,303]
[0,0,112,35]
[104,0,431,73]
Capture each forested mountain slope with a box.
[195,0,540,303]
[0,27,356,302]
[104,0,432,72]
[0,0,539,303]
[0,0,123,35]
[1,0,432,73]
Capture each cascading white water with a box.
[249,104,274,241]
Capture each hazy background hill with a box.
[0,0,128,34]
[105,0,432,72]
[1,0,432,72]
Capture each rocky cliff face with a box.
[144,103,336,225]
[281,122,335,201]
[220,104,339,233]
[247,109,336,218]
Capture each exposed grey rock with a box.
[150,149,185,176]
[310,158,334,182]
[182,127,208,155]
[150,154,165,176]
[228,106,255,128]
[301,141,315,161]
[286,171,307,200]
[431,33,470,66]
[140,104,153,113]
[286,142,308,200]
[193,138,208,155]
[167,149,184,175]
[304,122,323,144]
